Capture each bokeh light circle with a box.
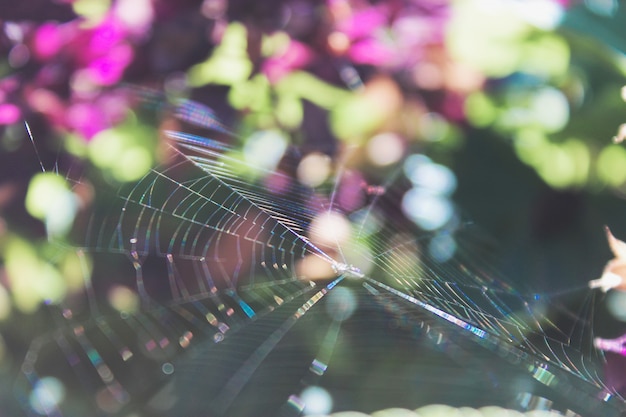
[309,211,352,249]
[607,291,626,321]
[301,385,333,415]
[29,376,66,415]
[243,130,288,172]
[366,132,405,166]
[402,188,454,231]
[325,286,357,322]
[404,156,457,196]
[429,232,457,263]
[298,152,332,187]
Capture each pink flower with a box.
[64,92,130,139]
[595,334,626,356]
[32,23,65,61]
[347,37,396,66]
[337,6,388,40]
[86,16,128,59]
[262,40,314,83]
[66,102,104,139]
[85,43,134,86]
[0,104,21,125]
[329,1,450,70]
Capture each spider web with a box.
[15,101,626,417]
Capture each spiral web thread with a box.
[16,101,626,417]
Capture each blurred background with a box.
[2,0,626,415]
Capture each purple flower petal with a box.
[33,23,64,60]
[0,103,21,125]
[262,40,313,82]
[348,38,396,66]
[86,43,134,85]
[88,15,127,55]
[66,102,106,140]
[338,6,388,40]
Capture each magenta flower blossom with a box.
[0,103,21,125]
[65,102,104,139]
[83,16,128,62]
[329,0,449,69]
[262,39,314,83]
[348,37,397,67]
[64,91,130,140]
[5,11,140,139]
[32,22,68,61]
[85,43,134,86]
[336,5,388,40]
[3,0,461,143]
